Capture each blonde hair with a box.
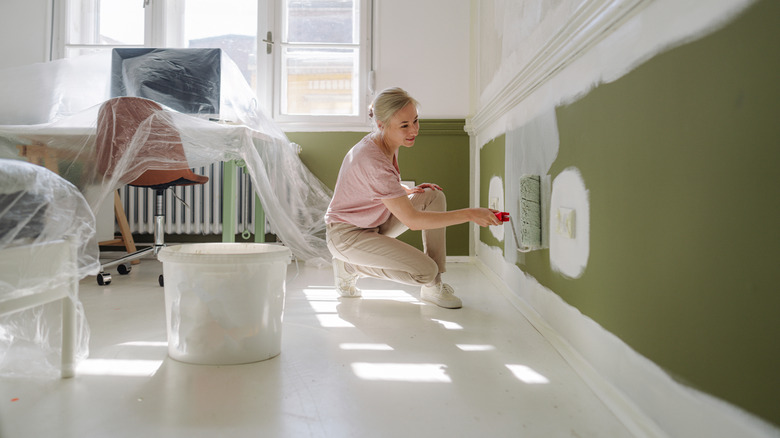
[369,87,419,131]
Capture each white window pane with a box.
[284,0,357,44]
[99,0,145,44]
[281,47,358,116]
[68,0,144,45]
[183,0,258,89]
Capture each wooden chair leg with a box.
[99,190,140,264]
[113,191,139,264]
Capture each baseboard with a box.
[474,242,779,438]
[446,255,473,264]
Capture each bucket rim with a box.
[157,242,292,264]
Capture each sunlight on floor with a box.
[351,362,452,383]
[302,287,339,301]
[339,343,394,351]
[118,341,168,348]
[307,300,340,313]
[360,289,421,303]
[302,287,421,303]
[304,287,423,328]
[455,344,496,352]
[431,318,464,330]
[77,358,163,377]
[315,314,355,328]
[506,364,550,384]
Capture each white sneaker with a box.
[420,283,462,309]
[333,258,361,298]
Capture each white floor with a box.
[1,251,633,438]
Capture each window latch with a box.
[262,31,273,54]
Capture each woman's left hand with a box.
[415,183,443,192]
[404,182,443,195]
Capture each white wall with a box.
[0,0,50,69]
[373,0,471,118]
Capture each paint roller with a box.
[495,174,542,252]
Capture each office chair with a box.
[95,97,209,286]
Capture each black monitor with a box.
[110,48,222,117]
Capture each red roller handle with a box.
[495,211,510,222]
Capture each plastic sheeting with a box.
[0,159,96,377]
[0,49,333,377]
[0,50,333,267]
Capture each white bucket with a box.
[157,243,292,365]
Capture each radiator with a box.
[119,162,260,235]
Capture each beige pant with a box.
[326,188,446,286]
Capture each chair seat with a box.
[97,96,210,189]
[129,168,209,189]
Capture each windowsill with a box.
[276,121,374,133]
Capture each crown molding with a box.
[465,0,648,137]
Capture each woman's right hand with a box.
[471,208,502,227]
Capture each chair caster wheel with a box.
[97,272,112,286]
[158,274,164,287]
[117,264,131,275]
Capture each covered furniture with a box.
[0,52,334,269]
[95,96,209,286]
[0,159,97,378]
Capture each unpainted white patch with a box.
[549,167,589,278]
[488,175,505,241]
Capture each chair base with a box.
[97,188,168,286]
[97,245,163,286]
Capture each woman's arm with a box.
[382,194,500,230]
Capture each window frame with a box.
[268,0,373,131]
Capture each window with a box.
[273,0,370,126]
[55,0,372,129]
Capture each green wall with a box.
[480,0,780,425]
[478,137,504,248]
[288,119,471,256]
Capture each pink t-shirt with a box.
[325,135,407,228]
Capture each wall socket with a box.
[489,197,500,210]
[555,207,576,239]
